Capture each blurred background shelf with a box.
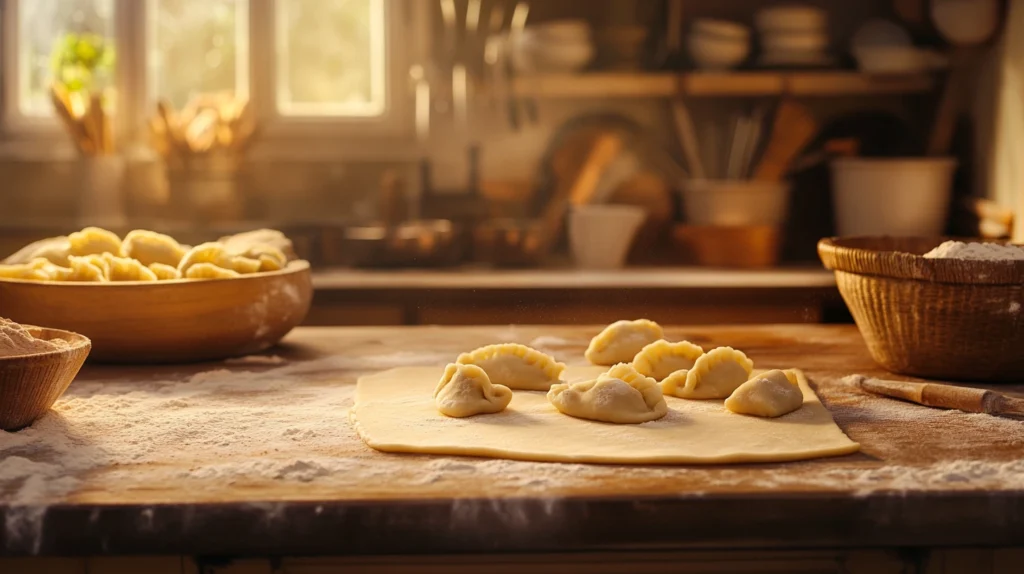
[511,72,937,98]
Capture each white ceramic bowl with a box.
[681,180,792,226]
[568,205,646,269]
[830,158,958,236]
[756,5,827,33]
[688,31,751,70]
[931,0,999,46]
[513,32,594,74]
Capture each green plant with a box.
[50,32,116,94]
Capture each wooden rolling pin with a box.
[852,375,1024,419]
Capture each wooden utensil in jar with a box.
[535,134,623,255]
[753,100,817,182]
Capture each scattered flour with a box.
[0,317,69,357]
[923,240,1024,261]
[224,354,287,366]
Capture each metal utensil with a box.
[508,2,535,128]
[671,100,705,179]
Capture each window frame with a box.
[0,0,419,160]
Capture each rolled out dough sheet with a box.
[351,366,860,465]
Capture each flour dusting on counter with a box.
[4,346,1024,553]
[0,350,452,507]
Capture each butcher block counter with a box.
[2,325,1024,574]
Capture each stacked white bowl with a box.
[755,5,831,67]
[688,19,751,70]
[512,20,595,75]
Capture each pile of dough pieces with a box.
[0,227,296,282]
[435,319,804,424]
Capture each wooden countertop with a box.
[3,325,1023,557]
[311,267,837,290]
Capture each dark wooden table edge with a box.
[3,490,1022,557]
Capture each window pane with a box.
[148,0,249,110]
[19,0,115,116]
[276,0,386,117]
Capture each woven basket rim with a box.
[818,236,1024,285]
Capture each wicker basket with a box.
[818,236,1024,382]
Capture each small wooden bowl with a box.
[0,327,91,431]
[0,261,313,364]
[818,236,1024,382]
[672,225,781,268]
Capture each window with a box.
[17,0,115,117]
[4,0,403,142]
[275,0,386,117]
[148,0,249,109]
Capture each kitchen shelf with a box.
[511,71,936,99]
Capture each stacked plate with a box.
[755,5,832,67]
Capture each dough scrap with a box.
[103,254,158,282]
[725,370,803,418]
[456,343,565,391]
[123,230,189,267]
[149,263,182,281]
[68,227,124,257]
[185,263,241,280]
[547,363,668,424]
[2,236,71,266]
[352,366,860,464]
[585,319,664,366]
[177,243,261,275]
[663,347,753,399]
[434,363,512,418]
[632,339,704,381]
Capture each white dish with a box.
[693,18,751,41]
[681,180,792,226]
[931,0,999,46]
[568,205,646,269]
[830,158,958,236]
[761,31,829,53]
[755,5,827,33]
[688,31,751,70]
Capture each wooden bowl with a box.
[0,261,313,364]
[818,236,1024,382]
[672,225,781,268]
[0,327,91,430]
